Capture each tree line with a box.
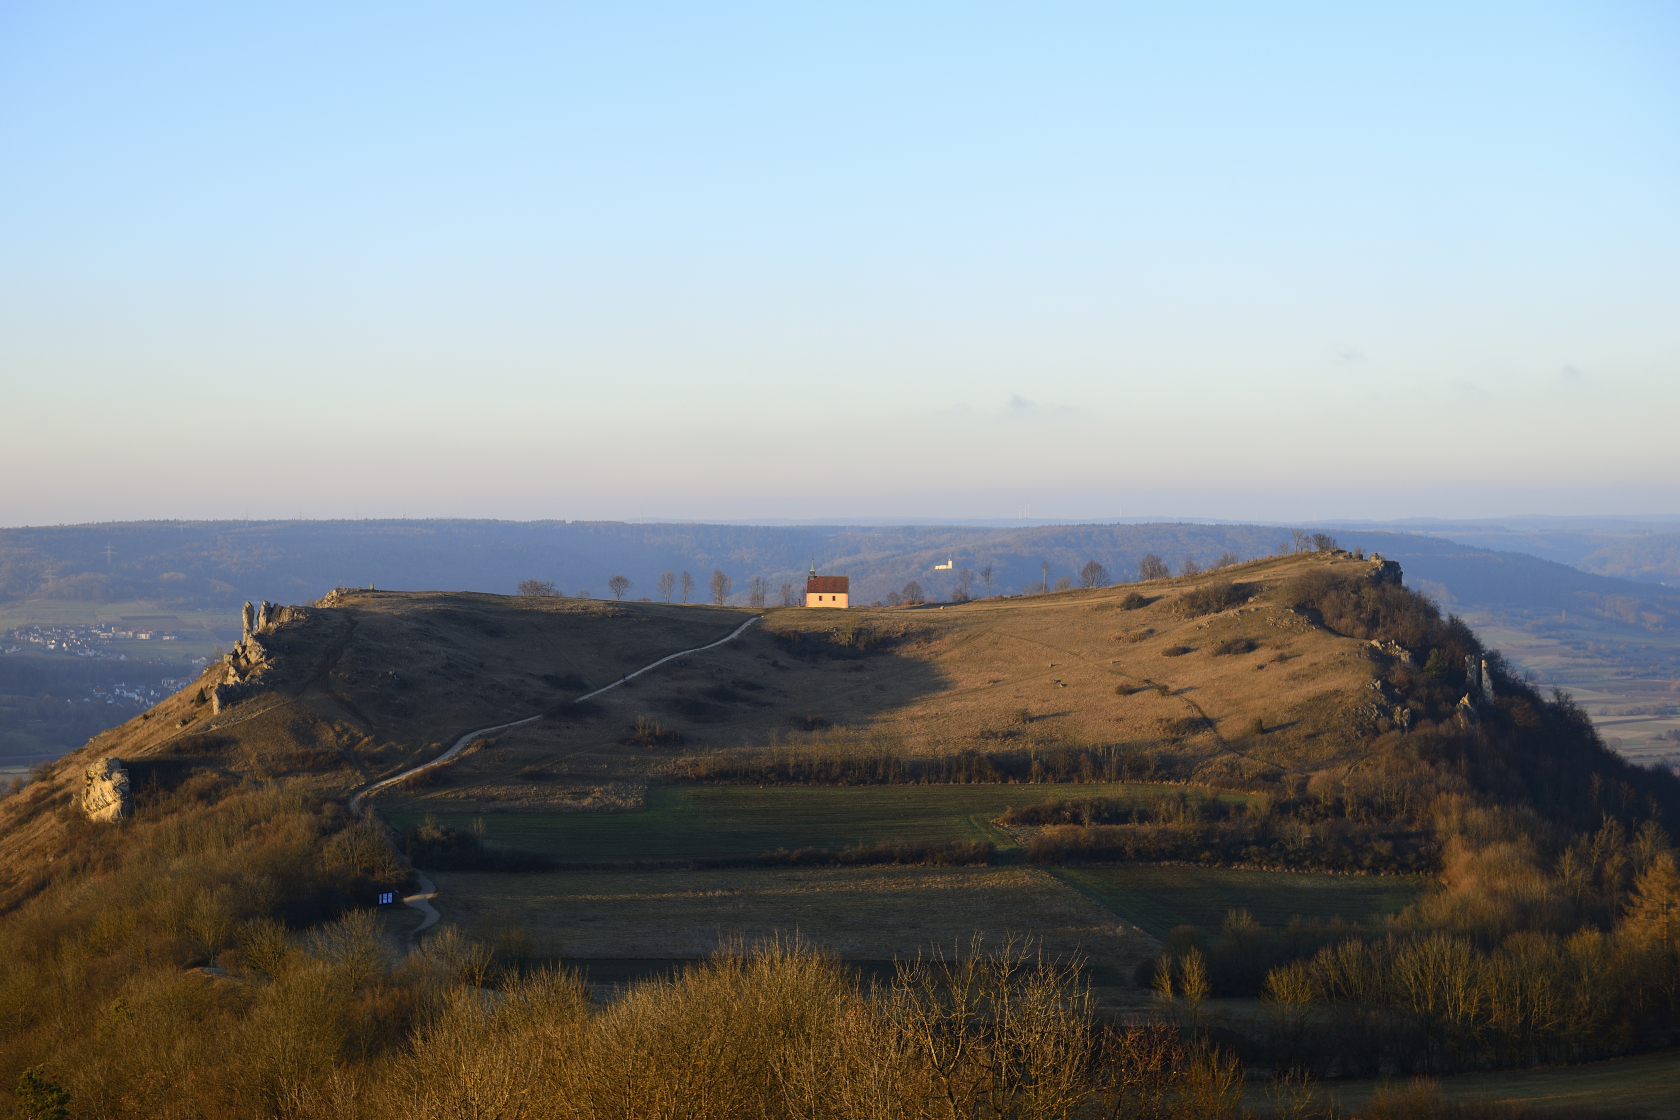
[509,532,1350,610]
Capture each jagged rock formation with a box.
[1460,655,1496,718]
[1369,638,1412,664]
[1457,694,1480,726]
[1363,676,1413,732]
[1367,553,1404,586]
[214,602,292,713]
[83,758,131,822]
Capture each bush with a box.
[14,1066,70,1120]
[760,838,995,868]
[1211,637,1258,656]
[403,819,556,872]
[1176,581,1247,617]
[625,716,682,747]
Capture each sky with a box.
[2,2,1677,526]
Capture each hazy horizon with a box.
[5,3,1676,525]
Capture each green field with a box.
[386,782,1250,863]
[430,864,1158,975]
[1325,1047,1680,1119]
[1054,865,1424,937]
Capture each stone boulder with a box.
[83,758,131,822]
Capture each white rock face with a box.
[83,758,131,822]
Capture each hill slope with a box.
[4,551,1679,1114]
[7,548,1672,897]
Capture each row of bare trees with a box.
[522,543,1296,609]
[519,570,735,606]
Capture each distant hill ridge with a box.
[6,518,1680,620]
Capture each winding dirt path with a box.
[349,614,762,942]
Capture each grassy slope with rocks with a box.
[2,553,1678,1117]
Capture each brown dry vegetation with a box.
[3,555,1680,1117]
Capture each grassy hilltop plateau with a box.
[2,550,1679,1119]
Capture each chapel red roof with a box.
[807,576,849,593]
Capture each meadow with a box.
[428,864,1156,974]
[1323,1048,1680,1119]
[1053,865,1424,938]
[383,781,1251,863]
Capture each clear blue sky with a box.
[3,2,1676,525]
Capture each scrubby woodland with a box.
[1,555,1677,1118]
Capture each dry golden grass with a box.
[369,552,1392,812]
[1,552,1395,905]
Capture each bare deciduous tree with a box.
[901,580,925,605]
[1180,557,1201,577]
[1040,560,1051,594]
[1079,560,1109,589]
[779,581,795,607]
[886,590,903,607]
[980,564,994,597]
[657,570,676,602]
[1138,553,1170,581]
[709,569,732,606]
[953,568,974,603]
[1054,575,1073,592]
[516,579,557,597]
[747,576,767,608]
[1291,528,1311,553]
[1311,533,1338,553]
[680,571,694,604]
[607,575,632,600]
[1215,551,1240,569]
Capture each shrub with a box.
[403,819,555,872]
[760,838,995,868]
[625,716,682,747]
[1119,591,1147,610]
[14,1066,69,1120]
[1176,581,1247,617]
[1211,637,1258,656]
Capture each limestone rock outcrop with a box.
[83,758,131,822]
[1457,694,1480,727]
[214,602,291,713]
[1369,638,1412,664]
[1366,554,1404,586]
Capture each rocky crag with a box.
[81,757,130,822]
